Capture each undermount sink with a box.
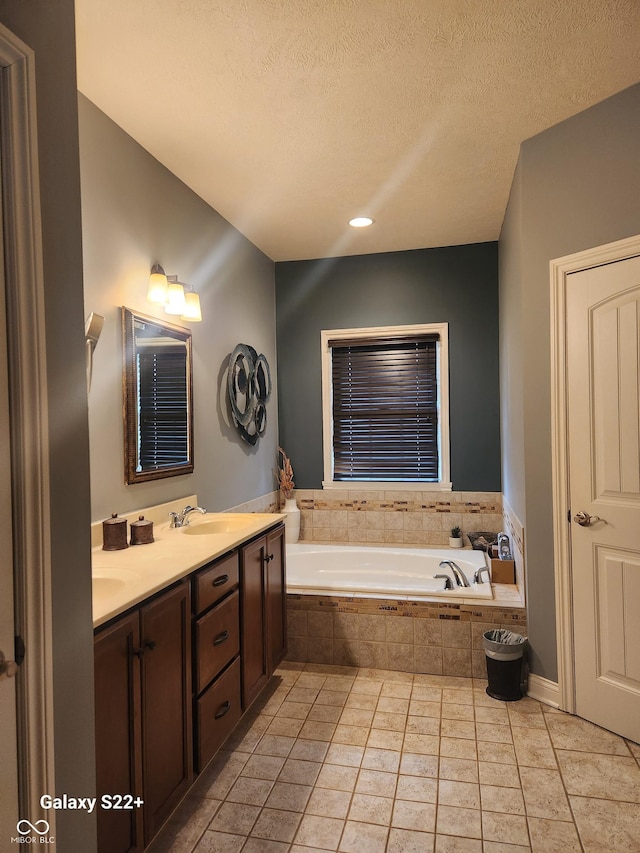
[92,568,139,598]
[182,515,254,536]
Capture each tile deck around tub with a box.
[286,594,527,678]
[147,663,640,853]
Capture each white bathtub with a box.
[286,544,493,601]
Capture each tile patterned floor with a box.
[148,663,640,853]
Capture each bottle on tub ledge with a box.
[277,446,300,543]
[449,526,464,548]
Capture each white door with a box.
[0,209,19,842]
[567,253,640,743]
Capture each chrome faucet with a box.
[434,573,454,590]
[168,505,207,528]
[473,566,491,584]
[439,559,470,588]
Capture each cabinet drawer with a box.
[196,657,241,771]
[196,590,240,693]
[194,552,239,615]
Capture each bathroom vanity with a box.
[92,510,286,853]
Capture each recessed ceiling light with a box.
[349,216,375,228]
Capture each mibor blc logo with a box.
[12,819,54,844]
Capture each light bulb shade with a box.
[164,282,186,314]
[181,291,202,322]
[147,270,168,303]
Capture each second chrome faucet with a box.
[168,505,207,528]
[438,559,471,587]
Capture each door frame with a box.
[0,23,55,831]
[550,233,640,715]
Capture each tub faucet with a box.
[473,567,491,584]
[169,505,207,528]
[439,559,470,588]
[434,573,454,590]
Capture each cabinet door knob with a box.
[214,700,231,720]
[213,630,229,646]
[263,553,274,563]
[132,640,156,658]
[212,574,229,587]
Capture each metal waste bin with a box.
[483,629,527,701]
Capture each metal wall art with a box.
[227,343,272,445]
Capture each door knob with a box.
[573,510,601,527]
[0,650,19,679]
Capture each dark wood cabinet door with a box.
[240,536,269,709]
[266,525,287,671]
[94,612,143,853]
[140,582,192,845]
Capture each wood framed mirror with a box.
[122,307,194,484]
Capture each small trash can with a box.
[483,629,527,701]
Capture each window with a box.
[321,324,450,490]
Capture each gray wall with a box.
[0,4,96,850]
[79,95,278,521]
[499,82,640,680]
[499,160,525,521]
[276,243,500,491]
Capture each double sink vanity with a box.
[92,499,287,852]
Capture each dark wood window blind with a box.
[330,335,439,482]
[137,349,189,470]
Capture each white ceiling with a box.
[75,1,640,262]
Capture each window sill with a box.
[321,481,453,492]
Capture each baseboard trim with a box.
[527,673,561,708]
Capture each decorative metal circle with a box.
[227,343,271,445]
[255,402,267,436]
[254,353,272,403]
[227,344,255,428]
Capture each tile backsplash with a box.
[227,490,280,514]
[295,489,504,548]
[502,496,526,604]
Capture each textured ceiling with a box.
[75,1,640,261]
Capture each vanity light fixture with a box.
[164,280,187,315]
[181,291,203,322]
[147,263,169,303]
[349,216,374,228]
[147,264,202,322]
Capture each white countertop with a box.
[92,511,283,628]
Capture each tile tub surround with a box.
[295,490,504,549]
[293,489,526,601]
[286,595,527,678]
[503,497,526,604]
[148,663,640,853]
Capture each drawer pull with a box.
[213,630,229,646]
[212,574,229,587]
[214,701,231,720]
